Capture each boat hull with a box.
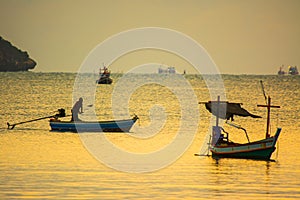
[211,128,281,160]
[49,116,138,132]
[97,77,112,84]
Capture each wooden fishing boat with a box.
[49,115,138,132]
[97,66,113,84]
[201,96,281,160]
[210,126,281,160]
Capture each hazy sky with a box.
[1,0,299,74]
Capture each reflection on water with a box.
[0,73,299,199]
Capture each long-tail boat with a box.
[49,115,138,132]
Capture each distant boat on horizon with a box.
[158,66,176,74]
[278,65,285,75]
[288,65,299,75]
[277,65,299,75]
[96,65,113,84]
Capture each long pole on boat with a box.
[260,80,267,104]
[266,97,271,138]
[7,115,55,130]
[216,96,220,127]
[7,108,67,130]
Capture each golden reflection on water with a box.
[105,83,181,153]
[0,73,300,199]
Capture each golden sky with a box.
[1,0,299,74]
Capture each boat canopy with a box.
[205,102,261,121]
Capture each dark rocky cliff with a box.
[0,37,36,71]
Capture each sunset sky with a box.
[1,0,299,74]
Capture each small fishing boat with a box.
[199,96,281,160]
[97,66,113,84]
[278,65,285,75]
[288,66,299,75]
[49,115,138,132]
[276,65,299,75]
[158,66,176,74]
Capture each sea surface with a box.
[0,72,299,199]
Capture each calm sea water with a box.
[0,72,299,199]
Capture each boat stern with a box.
[272,127,281,146]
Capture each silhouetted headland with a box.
[0,36,36,72]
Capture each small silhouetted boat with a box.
[49,115,138,132]
[278,65,285,75]
[198,96,281,160]
[97,66,113,84]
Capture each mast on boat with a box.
[257,96,280,139]
[213,96,229,127]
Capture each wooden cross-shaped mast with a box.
[257,96,280,138]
